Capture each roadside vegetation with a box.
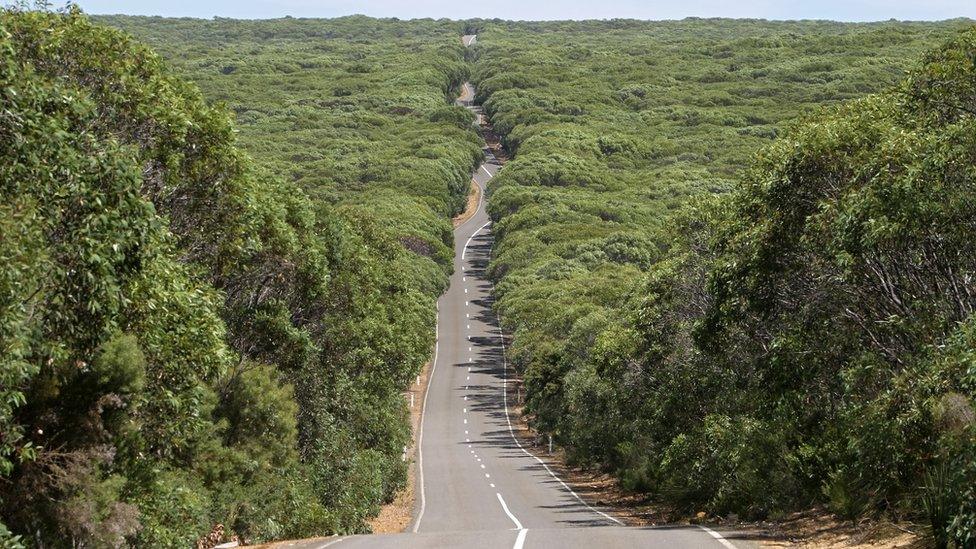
[1,8,477,547]
[4,6,976,547]
[472,18,976,544]
[100,14,484,296]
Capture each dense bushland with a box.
[99,14,484,295]
[6,7,975,546]
[473,19,976,543]
[1,9,477,546]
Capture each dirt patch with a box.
[501,373,930,548]
[758,511,927,548]
[452,180,481,228]
[251,537,329,549]
[366,455,416,533]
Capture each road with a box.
[457,81,475,106]
[280,36,753,549]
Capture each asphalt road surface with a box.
[279,38,754,549]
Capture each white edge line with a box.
[316,537,346,549]
[496,493,523,530]
[494,299,623,526]
[422,89,630,543]
[411,304,439,533]
[455,176,484,232]
[698,525,738,549]
[455,149,491,232]
[462,221,492,260]
[513,528,528,549]
[413,143,491,531]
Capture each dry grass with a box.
[452,180,481,228]
[758,511,928,548]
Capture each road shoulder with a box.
[503,374,928,548]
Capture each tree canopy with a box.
[1,8,480,546]
[471,18,976,545]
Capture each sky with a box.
[67,0,976,22]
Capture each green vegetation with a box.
[1,8,478,546]
[472,19,976,543]
[4,6,976,546]
[99,14,483,295]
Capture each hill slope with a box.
[473,19,976,544]
[1,9,479,546]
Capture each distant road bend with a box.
[283,35,751,549]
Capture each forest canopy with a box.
[1,8,478,547]
[3,6,976,547]
[471,17,976,546]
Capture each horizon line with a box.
[84,12,976,25]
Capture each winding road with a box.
[282,35,753,549]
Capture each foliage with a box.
[1,7,479,545]
[98,14,484,290]
[472,16,976,541]
[473,18,967,443]
[6,6,976,545]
